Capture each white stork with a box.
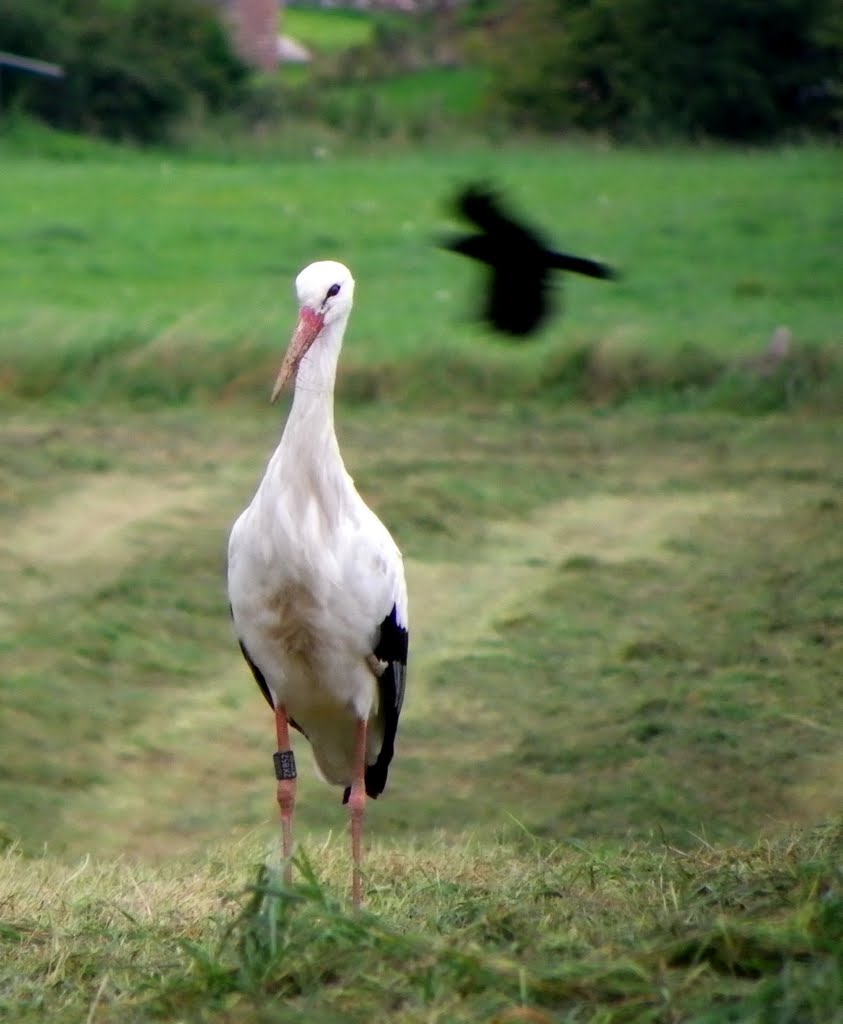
[227,261,408,908]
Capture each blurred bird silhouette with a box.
[442,183,617,337]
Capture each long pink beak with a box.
[270,306,325,403]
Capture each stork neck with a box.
[280,315,346,466]
[292,315,346,413]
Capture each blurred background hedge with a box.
[0,0,248,142]
[0,0,840,144]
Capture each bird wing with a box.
[441,233,495,262]
[358,599,409,800]
[455,183,545,250]
[340,508,408,801]
[550,250,616,280]
[455,183,508,229]
[456,184,514,233]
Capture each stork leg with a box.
[274,705,296,884]
[347,718,368,909]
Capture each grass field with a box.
[0,141,839,407]
[2,401,842,1022]
[3,823,843,1023]
[283,6,377,54]
[1,138,842,1021]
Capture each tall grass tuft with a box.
[139,826,843,1022]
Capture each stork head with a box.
[271,261,355,402]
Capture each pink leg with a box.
[347,719,368,909]
[274,705,296,884]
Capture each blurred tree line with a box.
[0,0,247,142]
[471,0,842,140]
[0,0,840,143]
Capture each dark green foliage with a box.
[0,0,247,141]
[0,1,60,110]
[479,0,843,139]
[0,0,55,65]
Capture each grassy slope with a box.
[0,144,839,405]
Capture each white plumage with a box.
[227,261,408,906]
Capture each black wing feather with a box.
[551,250,616,280]
[457,184,540,248]
[343,603,409,803]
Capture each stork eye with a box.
[326,283,341,299]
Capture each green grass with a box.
[1,403,841,858]
[1,137,842,1021]
[282,6,377,54]
[0,142,839,408]
[2,825,843,1022]
[363,66,488,119]
[310,66,491,140]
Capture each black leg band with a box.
[273,749,297,781]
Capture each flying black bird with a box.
[442,183,617,337]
